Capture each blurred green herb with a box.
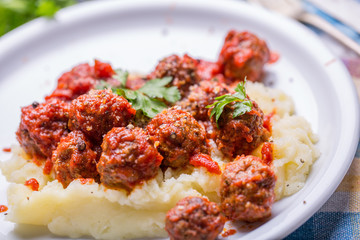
[0,0,76,36]
[206,78,252,126]
[97,69,181,118]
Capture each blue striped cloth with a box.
[303,0,360,44]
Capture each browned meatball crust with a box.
[68,89,136,143]
[220,155,276,222]
[16,99,70,160]
[178,80,230,121]
[97,127,163,191]
[148,54,200,96]
[52,130,99,188]
[212,99,269,158]
[218,30,270,83]
[165,196,226,240]
[146,107,207,168]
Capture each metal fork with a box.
[249,0,360,56]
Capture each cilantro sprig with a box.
[206,79,252,126]
[97,69,180,118]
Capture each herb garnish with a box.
[206,79,252,126]
[97,70,181,118]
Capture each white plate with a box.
[0,0,359,239]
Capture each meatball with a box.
[46,63,97,101]
[220,155,276,222]
[218,30,270,82]
[16,99,70,160]
[148,54,200,96]
[68,89,136,143]
[146,107,207,168]
[178,80,230,121]
[97,127,163,191]
[46,60,115,101]
[165,196,225,240]
[212,99,269,158]
[52,130,99,188]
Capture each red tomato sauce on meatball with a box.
[68,89,136,143]
[146,107,208,168]
[97,127,163,191]
[16,99,70,160]
[148,54,201,97]
[211,100,270,158]
[220,155,276,222]
[165,196,226,240]
[218,30,270,83]
[52,130,99,188]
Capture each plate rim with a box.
[0,0,359,239]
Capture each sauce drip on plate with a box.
[0,205,8,213]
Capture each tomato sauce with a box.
[0,205,8,213]
[94,59,115,78]
[79,178,95,185]
[2,147,11,152]
[263,110,276,133]
[43,159,53,175]
[32,156,43,167]
[218,30,270,82]
[189,153,221,175]
[221,228,237,237]
[261,142,273,165]
[16,99,70,159]
[269,51,280,64]
[24,178,39,191]
[196,60,221,81]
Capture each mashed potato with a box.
[247,82,320,199]
[0,82,319,239]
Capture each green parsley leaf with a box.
[114,88,138,102]
[233,80,247,99]
[232,100,252,118]
[206,78,252,127]
[139,77,180,103]
[113,69,128,87]
[114,87,168,118]
[132,93,168,119]
[97,70,181,119]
